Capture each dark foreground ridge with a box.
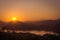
[0,31,60,40]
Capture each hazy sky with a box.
[0,0,60,22]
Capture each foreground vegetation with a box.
[0,31,60,40]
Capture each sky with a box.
[0,0,60,22]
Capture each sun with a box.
[12,17,17,21]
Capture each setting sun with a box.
[12,17,17,21]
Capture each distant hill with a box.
[0,19,60,33]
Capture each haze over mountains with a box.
[0,19,60,34]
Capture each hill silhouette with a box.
[0,19,60,34]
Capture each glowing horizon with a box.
[0,0,60,22]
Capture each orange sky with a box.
[0,0,60,22]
